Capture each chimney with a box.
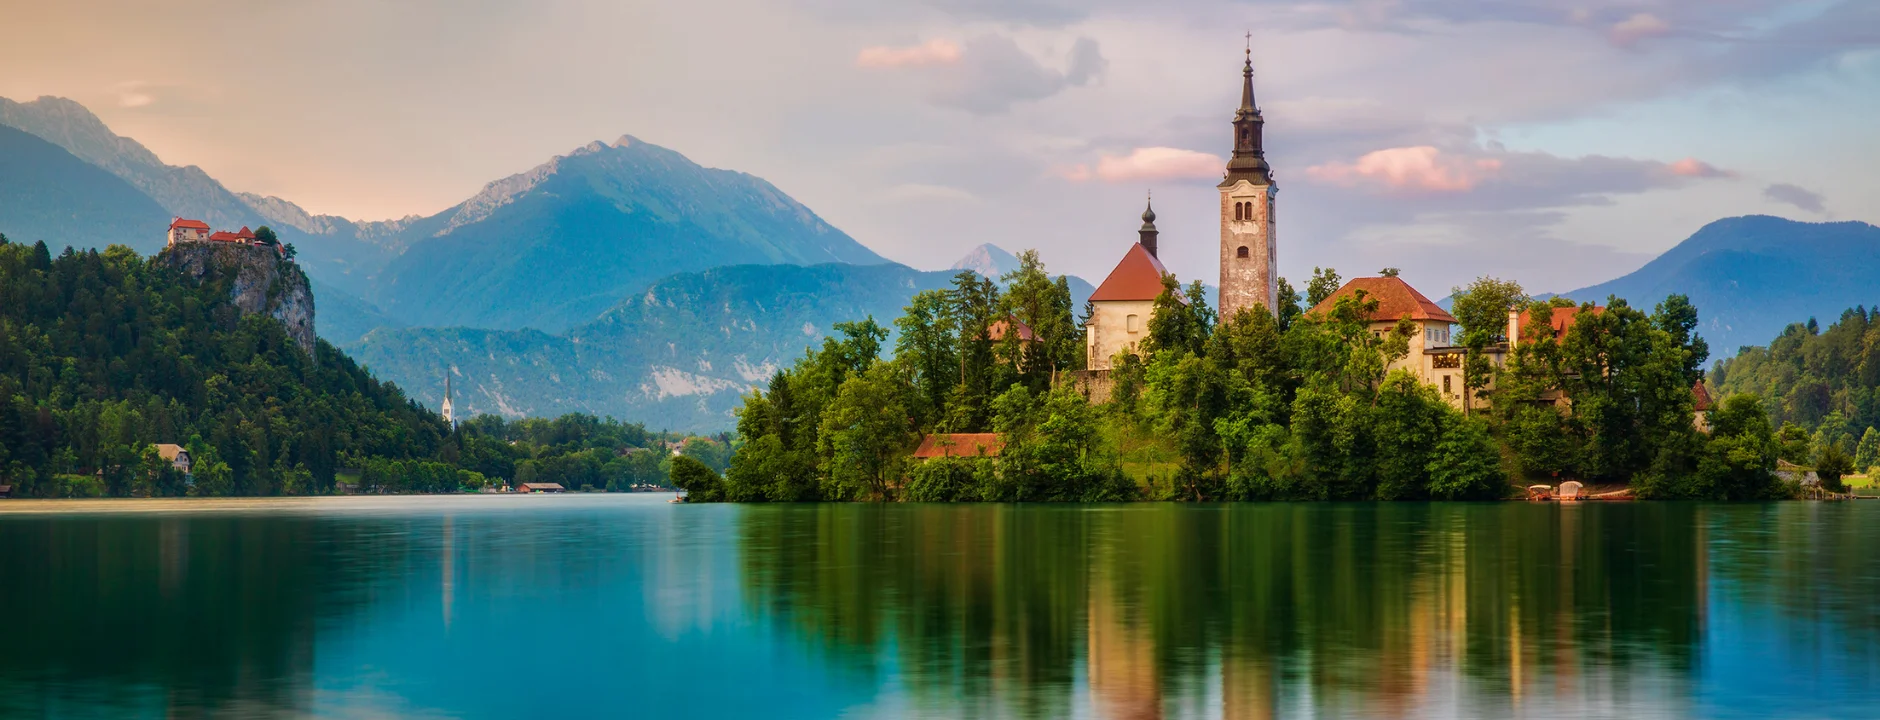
[1507,308,1521,351]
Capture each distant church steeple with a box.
[441,373,455,429]
[1138,192,1159,258]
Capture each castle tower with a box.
[1219,42,1278,320]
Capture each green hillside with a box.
[349,262,961,432]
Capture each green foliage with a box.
[1776,423,1813,464]
[252,226,280,247]
[1305,267,1341,308]
[670,455,726,502]
[1636,395,1783,500]
[1857,427,1880,472]
[1449,277,1527,415]
[1817,442,1856,491]
[0,241,451,497]
[1713,306,1880,435]
[904,456,987,502]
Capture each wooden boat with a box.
[1526,484,1554,501]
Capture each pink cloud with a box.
[1058,147,1223,183]
[1305,146,1502,193]
[1667,157,1734,178]
[855,39,962,69]
[1610,13,1670,47]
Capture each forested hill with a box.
[0,236,450,497]
[1713,307,1880,447]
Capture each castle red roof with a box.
[1308,276,1457,324]
[1089,243,1171,303]
[912,433,1004,459]
[208,231,242,242]
[169,218,210,231]
[234,226,255,239]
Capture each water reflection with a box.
[736,503,1880,719]
[1,498,1878,718]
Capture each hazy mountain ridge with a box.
[0,124,171,249]
[1559,216,1880,355]
[349,262,956,432]
[366,134,888,332]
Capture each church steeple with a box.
[1221,37,1272,187]
[1138,193,1159,257]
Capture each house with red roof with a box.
[1306,274,1471,407]
[167,218,211,246]
[1084,200,1175,371]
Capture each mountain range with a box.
[3,95,1876,431]
[1557,215,1880,355]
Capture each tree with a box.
[1378,267,1401,278]
[1817,441,1856,491]
[1305,267,1341,308]
[670,455,726,502]
[1274,276,1302,331]
[818,364,914,501]
[1776,423,1812,464]
[253,225,280,247]
[1448,277,1527,415]
[1857,427,1880,472]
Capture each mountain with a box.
[950,242,1097,310]
[0,124,170,250]
[0,96,406,296]
[952,243,1021,278]
[310,278,406,346]
[367,136,886,332]
[348,262,955,432]
[1559,216,1880,355]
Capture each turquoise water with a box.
[1,496,1876,718]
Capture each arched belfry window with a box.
[1237,246,1249,259]
[1232,203,1242,221]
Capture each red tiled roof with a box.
[234,226,255,239]
[170,218,210,231]
[988,317,1036,342]
[1692,381,1714,412]
[1090,243,1171,303]
[208,231,242,242]
[1307,276,1457,324]
[912,433,1004,459]
[1517,306,1603,342]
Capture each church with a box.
[1083,46,1281,373]
[1080,47,1472,408]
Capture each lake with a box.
[1,496,1876,719]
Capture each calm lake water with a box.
[1,496,1876,719]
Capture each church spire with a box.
[1138,192,1159,258]
[1221,36,1272,187]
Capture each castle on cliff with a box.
[167,217,284,257]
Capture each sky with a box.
[2,0,1876,295]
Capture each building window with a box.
[1126,314,1141,333]
[1236,246,1249,258]
[1444,375,1452,394]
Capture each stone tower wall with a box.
[1218,181,1277,321]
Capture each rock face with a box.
[159,243,316,354]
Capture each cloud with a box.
[925,35,1107,114]
[855,39,961,68]
[1304,145,1735,203]
[1305,146,1504,193]
[1764,183,1828,214]
[113,80,155,108]
[1666,158,1734,178]
[1610,13,1671,47]
[1059,146,1225,184]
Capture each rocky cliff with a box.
[159,243,317,354]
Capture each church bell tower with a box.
[1219,41,1278,321]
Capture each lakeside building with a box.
[1306,275,1469,407]
[153,444,193,474]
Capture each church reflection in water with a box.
[735,503,1733,719]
